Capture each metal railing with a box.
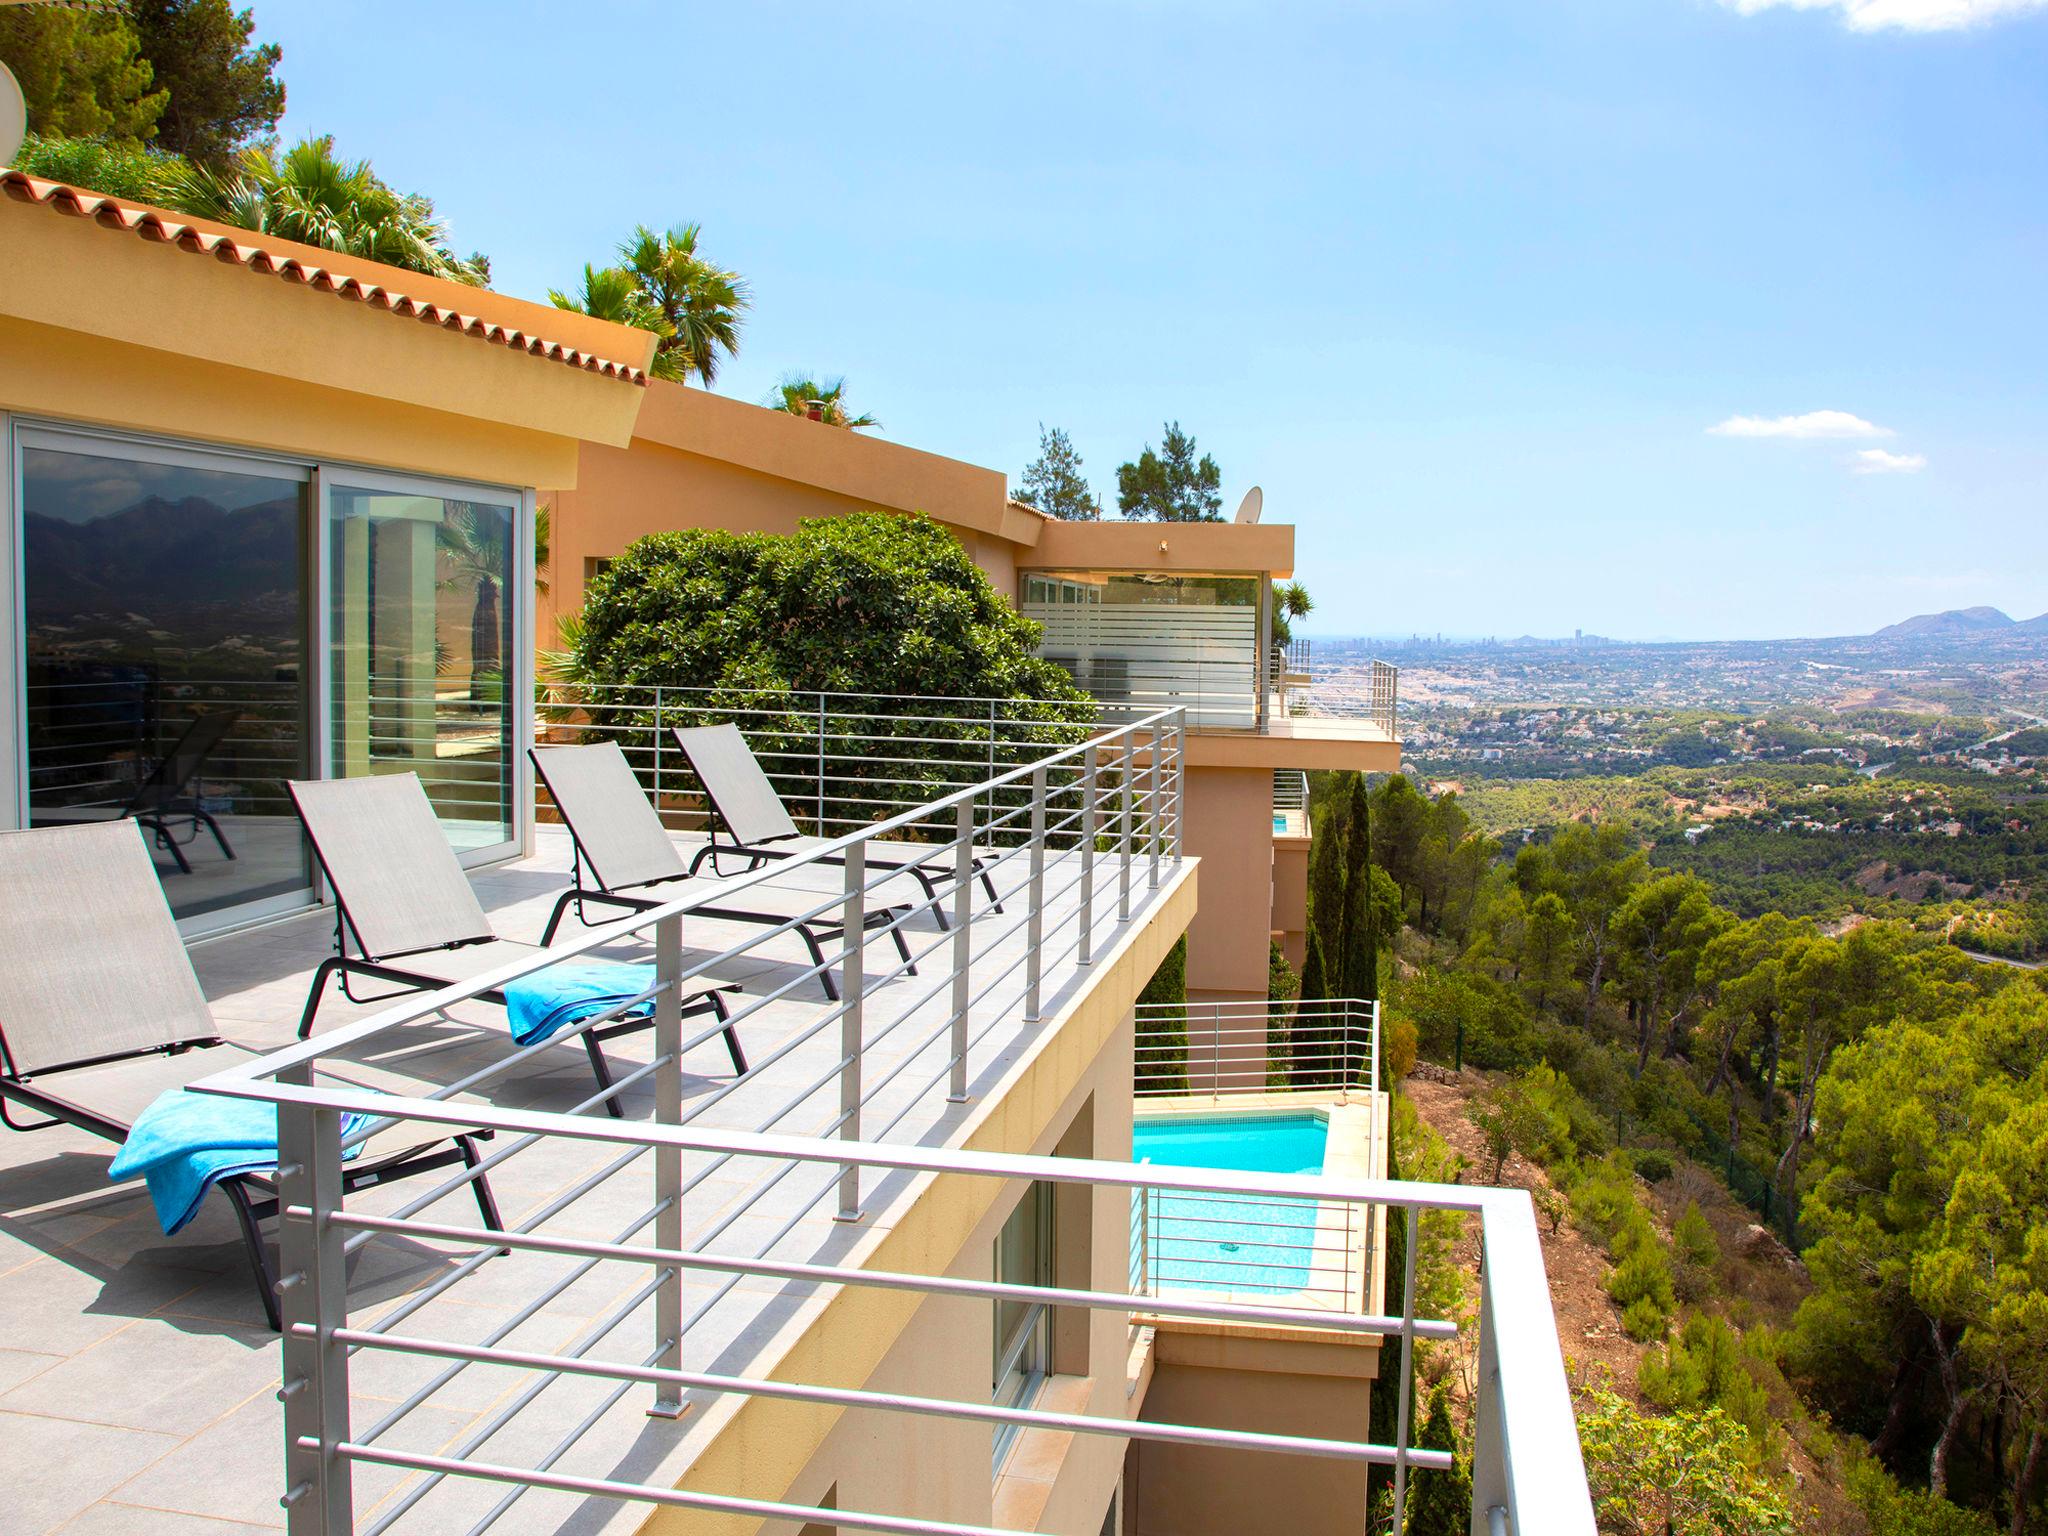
[1289,656,1402,739]
[1272,767,1310,837]
[184,714,1587,1536]
[535,680,1129,841]
[1136,998,1380,1098]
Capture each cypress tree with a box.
[1294,932,1328,1086]
[1403,1390,1471,1536]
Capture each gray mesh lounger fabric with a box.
[667,723,1002,926]
[0,819,501,1330]
[288,771,746,1098]
[532,739,917,1002]
[288,772,494,959]
[0,820,216,1071]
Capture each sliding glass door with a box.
[14,428,313,922]
[327,477,520,858]
[6,420,530,931]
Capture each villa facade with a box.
[0,172,1584,1536]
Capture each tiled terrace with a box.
[0,823,1188,1536]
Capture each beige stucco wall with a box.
[637,864,1195,1536]
[1181,766,1276,1004]
[541,382,1043,638]
[1127,1328,1377,1536]
[762,1034,1138,1536]
[1272,832,1311,973]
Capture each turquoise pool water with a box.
[1133,1113,1327,1296]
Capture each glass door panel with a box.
[18,437,312,921]
[329,483,516,855]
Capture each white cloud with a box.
[1852,448,1929,473]
[1707,409,1892,439]
[1722,0,2048,32]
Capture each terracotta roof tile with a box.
[2,170,649,386]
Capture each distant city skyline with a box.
[256,2,2048,640]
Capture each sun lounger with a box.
[0,818,502,1330]
[288,772,746,1111]
[531,741,916,1003]
[668,723,1002,925]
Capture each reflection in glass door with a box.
[329,482,517,855]
[17,433,312,922]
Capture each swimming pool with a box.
[1133,1112,1328,1296]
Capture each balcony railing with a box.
[1288,656,1401,740]
[186,713,1588,1536]
[1137,997,1379,1099]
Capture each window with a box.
[584,555,613,584]
[993,1180,1054,1466]
[329,481,519,855]
[15,431,313,922]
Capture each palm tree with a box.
[619,223,750,386]
[169,136,485,284]
[768,375,879,430]
[1272,581,1314,647]
[548,264,690,379]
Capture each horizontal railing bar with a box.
[327,1210,1453,1338]
[205,1080,1489,1216]
[316,1328,1451,1466]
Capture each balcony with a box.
[0,697,1582,1536]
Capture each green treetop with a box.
[1014,424,1101,521]
[1115,421,1221,521]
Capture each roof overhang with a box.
[1028,519,1295,578]
[0,174,656,472]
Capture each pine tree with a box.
[1115,421,1222,521]
[1014,424,1100,520]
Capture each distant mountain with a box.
[2015,612,2048,635]
[1873,607,2015,640]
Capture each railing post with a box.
[1137,1184,1151,1297]
[1174,710,1187,863]
[652,684,664,813]
[1471,1273,1509,1534]
[1118,730,1135,923]
[949,797,974,1102]
[836,843,866,1222]
[816,693,828,837]
[1024,766,1047,1020]
[1147,728,1162,890]
[1077,746,1098,965]
[277,1088,353,1535]
[650,913,685,1416]
[1391,1203,1420,1528]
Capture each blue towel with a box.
[502,962,659,1047]
[109,1089,372,1236]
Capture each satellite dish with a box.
[1233,486,1264,525]
[0,62,25,168]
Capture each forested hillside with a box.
[1284,771,2047,1535]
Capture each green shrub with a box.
[10,133,183,203]
[1672,1200,1720,1301]
[1841,1446,2000,1536]
[1578,1383,1802,1534]
[1632,1148,1675,1183]
[1620,1292,1671,1342]
[1638,1315,1774,1453]
[1570,1154,1642,1245]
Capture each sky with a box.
[253,0,2048,641]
